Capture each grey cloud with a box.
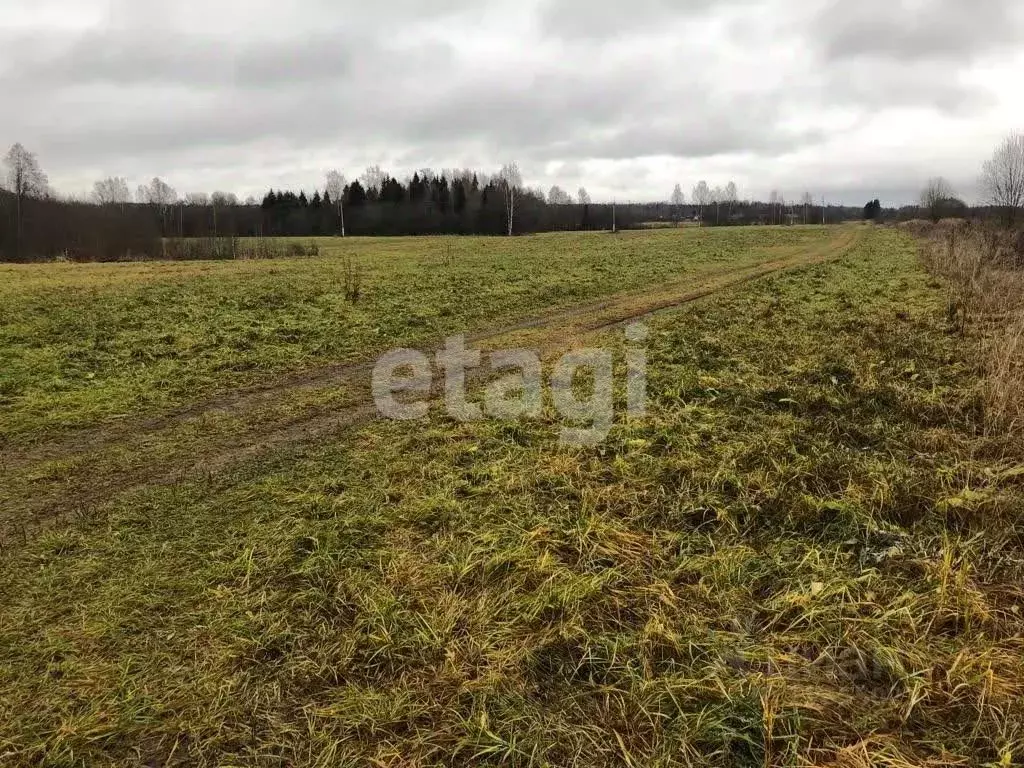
[806,57,996,116]
[812,0,1024,63]
[3,29,366,90]
[2,0,1020,204]
[537,0,752,39]
[4,31,226,87]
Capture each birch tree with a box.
[692,181,709,226]
[800,191,814,224]
[325,170,346,236]
[577,187,591,205]
[499,162,522,236]
[4,143,49,260]
[724,181,738,220]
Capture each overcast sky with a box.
[3,0,1022,205]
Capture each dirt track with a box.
[0,228,861,546]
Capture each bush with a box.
[160,238,321,261]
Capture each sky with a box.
[2,0,1023,206]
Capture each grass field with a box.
[0,227,834,443]
[2,225,1023,766]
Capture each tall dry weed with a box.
[918,219,1024,436]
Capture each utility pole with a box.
[612,200,617,233]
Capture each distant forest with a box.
[0,145,966,262]
[0,183,869,264]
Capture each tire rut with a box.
[0,229,860,546]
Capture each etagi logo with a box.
[371,324,648,447]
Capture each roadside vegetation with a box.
[916,219,1024,436]
[2,226,1023,766]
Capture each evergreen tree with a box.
[863,199,882,220]
[454,180,467,213]
[347,180,367,207]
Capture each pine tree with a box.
[454,180,467,213]
[347,181,367,207]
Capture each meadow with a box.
[1,225,1022,767]
[0,227,834,443]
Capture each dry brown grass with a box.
[919,219,1024,436]
[4,227,1024,766]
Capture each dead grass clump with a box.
[919,220,1024,436]
[343,254,364,303]
[984,317,1024,434]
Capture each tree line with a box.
[3,132,1021,262]
[0,154,634,260]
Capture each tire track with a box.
[0,229,860,546]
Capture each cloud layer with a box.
[2,0,1022,204]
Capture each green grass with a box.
[2,227,1022,766]
[0,227,837,443]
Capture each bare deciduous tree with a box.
[209,192,237,238]
[671,183,685,207]
[768,189,782,225]
[3,144,48,199]
[800,191,814,224]
[711,186,725,225]
[361,165,385,198]
[577,187,591,205]
[325,170,346,236]
[920,177,956,222]
[499,162,522,236]
[692,181,709,226]
[135,177,177,241]
[211,191,238,206]
[136,177,177,207]
[4,143,49,260]
[981,132,1024,224]
[184,192,211,206]
[724,181,738,220]
[92,177,131,206]
[548,185,572,205]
